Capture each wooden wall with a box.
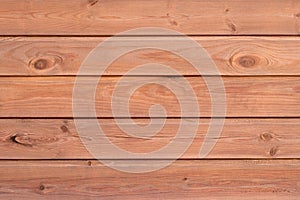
[0,0,299,199]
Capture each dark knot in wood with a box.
[260,132,273,142]
[238,56,256,68]
[34,59,48,70]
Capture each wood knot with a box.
[229,53,263,72]
[60,125,69,133]
[87,161,92,166]
[260,132,273,142]
[166,13,178,26]
[39,184,45,191]
[88,0,98,6]
[34,59,48,70]
[238,56,256,68]
[182,177,188,181]
[10,134,59,146]
[225,19,237,33]
[28,54,64,74]
[9,134,32,147]
[269,146,279,157]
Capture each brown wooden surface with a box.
[0,0,300,35]
[0,76,299,117]
[1,0,300,199]
[0,160,299,199]
[0,118,299,159]
[1,37,300,76]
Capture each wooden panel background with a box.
[1,118,299,159]
[0,0,300,35]
[0,160,299,199]
[1,37,300,76]
[0,0,299,199]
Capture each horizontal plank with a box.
[0,76,299,117]
[0,118,299,159]
[0,160,299,199]
[0,0,300,35]
[1,37,300,75]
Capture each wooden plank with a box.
[0,118,299,159]
[0,0,300,35]
[1,37,300,75]
[0,76,299,117]
[0,160,298,199]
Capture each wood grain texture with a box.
[1,0,300,199]
[0,76,299,117]
[0,118,299,159]
[0,160,299,199]
[0,0,300,35]
[1,37,300,75]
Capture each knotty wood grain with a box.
[0,160,299,199]
[1,1,299,199]
[1,37,300,75]
[0,76,299,117]
[0,0,300,35]
[0,118,299,159]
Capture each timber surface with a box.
[0,77,299,117]
[0,160,299,199]
[1,37,300,75]
[0,0,299,199]
[0,0,300,35]
[0,118,299,159]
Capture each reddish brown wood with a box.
[0,0,300,35]
[0,118,299,159]
[1,37,300,75]
[0,160,298,199]
[0,76,299,117]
